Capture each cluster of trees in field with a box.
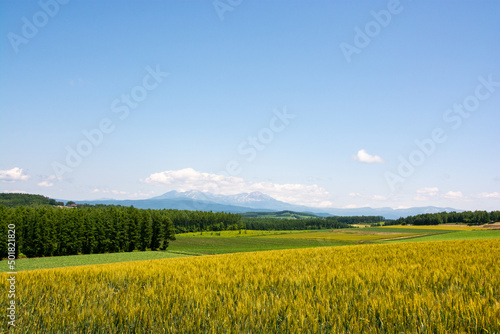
[0,204,244,259]
[0,205,177,259]
[169,210,242,232]
[0,204,245,258]
[390,210,500,226]
[242,217,353,230]
[0,193,62,207]
[333,216,384,225]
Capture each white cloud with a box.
[143,168,246,194]
[343,204,362,209]
[413,195,427,201]
[0,167,30,182]
[142,168,333,208]
[129,191,157,199]
[37,181,54,187]
[250,181,333,207]
[91,188,128,195]
[112,190,128,195]
[348,192,387,201]
[475,192,500,199]
[414,187,440,201]
[443,191,463,199]
[353,149,385,163]
[414,187,465,201]
[372,195,387,201]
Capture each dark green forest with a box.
[242,215,384,230]
[0,206,174,259]
[0,205,242,259]
[243,217,350,230]
[0,193,61,207]
[389,210,500,226]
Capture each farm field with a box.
[3,230,350,272]
[5,225,499,271]
[119,225,500,256]
[2,239,498,333]
[379,224,482,231]
[262,230,417,241]
[385,229,500,243]
[1,250,192,272]
[177,229,312,237]
[168,234,350,255]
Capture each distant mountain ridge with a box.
[152,190,288,209]
[65,190,462,219]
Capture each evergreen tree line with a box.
[391,210,500,226]
[0,193,60,207]
[170,210,243,232]
[333,216,385,225]
[242,217,353,230]
[0,205,244,259]
[0,205,179,259]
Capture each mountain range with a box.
[70,190,461,219]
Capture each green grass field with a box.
[264,230,422,240]
[4,225,499,272]
[379,224,481,231]
[168,235,350,254]
[384,229,500,243]
[1,250,190,272]
[177,229,310,237]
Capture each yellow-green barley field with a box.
[380,224,482,231]
[1,239,499,333]
[262,230,415,241]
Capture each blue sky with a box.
[1,0,499,211]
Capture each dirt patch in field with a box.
[377,234,427,241]
[481,222,500,229]
[341,231,412,236]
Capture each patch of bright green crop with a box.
[169,235,350,254]
[385,229,500,243]
[380,224,480,231]
[2,250,190,272]
[177,230,310,238]
[262,231,416,241]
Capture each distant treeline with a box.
[0,205,242,259]
[242,215,384,230]
[241,211,319,219]
[389,211,500,226]
[243,217,349,230]
[0,193,60,207]
[334,216,385,225]
[169,210,242,232]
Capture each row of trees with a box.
[334,216,384,225]
[391,211,500,226]
[0,205,178,259]
[242,217,352,230]
[169,210,243,232]
[0,205,245,259]
[0,193,59,207]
